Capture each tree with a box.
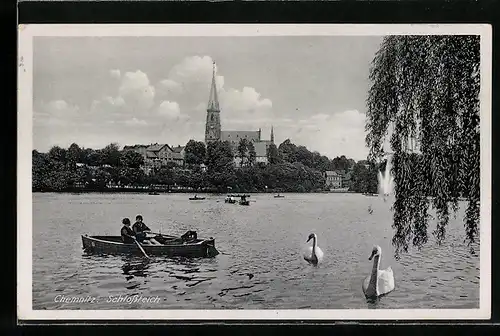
[48,146,67,162]
[120,150,144,168]
[32,150,50,191]
[266,143,281,164]
[331,155,351,172]
[156,167,176,190]
[295,146,314,167]
[205,141,234,171]
[278,139,297,163]
[237,138,249,166]
[67,143,82,164]
[311,152,330,172]
[184,140,206,166]
[86,149,104,167]
[205,141,235,191]
[365,35,480,257]
[102,143,121,167]
[247,141,256,166]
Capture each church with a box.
[204,62,275,166]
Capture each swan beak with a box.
[306,237,311,243]
[368,252,375,260]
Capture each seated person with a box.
[132,215,160,245]
[120,218,136,244]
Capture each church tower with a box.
[205,61,221,144]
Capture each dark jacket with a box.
[132,221,151,234]
[121,225,136,244]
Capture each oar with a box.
[133,237,150,259]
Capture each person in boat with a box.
[120,218,136,244]
[132,215,160,245]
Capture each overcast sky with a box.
[33,36,383,160]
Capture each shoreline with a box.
[32,188,359,195]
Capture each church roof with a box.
[253,141,269,158]
[220,130,260,143]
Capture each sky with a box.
[33,35,383,160]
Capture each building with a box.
[123,144,148,157]
[171,145,185,166]
[204,61,274,166]
[123,143,185,169]
[324,171,342,189]
[341,170,353,189]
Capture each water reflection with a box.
[366,297,380,309]
[121,258,151,279]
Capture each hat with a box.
[136,215,143,220]
[122,218,131,225]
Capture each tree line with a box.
[32,139,382,193]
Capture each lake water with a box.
[32,192,480,310]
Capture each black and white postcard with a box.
[17,24,491,321]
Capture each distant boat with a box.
[239,196,250,206]
[274,194,285,198]
[228,194,250,198]
[225,195,237,204]
[189,195,205,200]
[148,191,160,195]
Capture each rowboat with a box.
[224,196,236,204]
[81,233,219,258]
[189,195,205,200]
[228,194,250,198]
[148,191,160,195]
[239,196,250,206]
[274,194,285,198]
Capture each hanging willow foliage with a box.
[365,35,480,258]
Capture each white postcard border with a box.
[18,24,492,321]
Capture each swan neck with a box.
[369,254,380,291]
[311,236,317,258]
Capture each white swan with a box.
[362,245,395,299]
[303,233,324,265]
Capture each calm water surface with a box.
[32,192,479,309]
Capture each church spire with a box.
[207,61,220,112]
[205,60,221,144]
[271,125,274,143]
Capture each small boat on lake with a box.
[189,195,205,200]
[228,194,250,198]
[148,191,160,195]
[274,193,285,198]
[225,195,236,204]
[82,233,219,258]
[239,196,250,206]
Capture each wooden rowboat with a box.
[81,234,219,258]
[189,196,205,200]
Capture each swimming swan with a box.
[303,233,324,265]
[362,245,395,299]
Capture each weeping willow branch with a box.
[366,35,480,257]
